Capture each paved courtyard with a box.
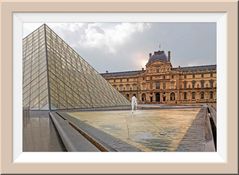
[68,108,202,151]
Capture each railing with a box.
[205,104,217,150]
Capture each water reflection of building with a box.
[101,50,216,104]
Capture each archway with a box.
[170,92,175,101]
[141,93,146,102]
[155,93,160,102]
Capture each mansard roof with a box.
[146,50,169,66]
[101,65,216,78]
[173,65,216,72]
[101,70,145,78]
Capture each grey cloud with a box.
[23,22,216,73]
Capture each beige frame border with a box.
[1,0,238,174]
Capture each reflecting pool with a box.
[68,108,200,151]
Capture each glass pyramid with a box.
[23,24,130,110]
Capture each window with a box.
[170,92,175,101]
[184,92,187,100]
[156,82,160,89]
[171,81,175,89]
[163,82,166,89]
[201,74,204,78]
[210,91,213,99]
[201,92,204,99]
[192,92,195,99]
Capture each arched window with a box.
[170,92,175,101]
[201,92,204,99]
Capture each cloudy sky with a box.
[23,22,216,73]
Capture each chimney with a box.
[168,51,171,62]
[149,53,152,58]
[106,70,108,73]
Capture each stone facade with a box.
[101,50,216,104]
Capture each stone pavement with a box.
[176,107,208,151]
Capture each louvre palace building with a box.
[101,50,216,104]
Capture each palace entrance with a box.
[155,93,160,102]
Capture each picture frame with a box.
[0,0,238,174]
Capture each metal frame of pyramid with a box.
[23,24,130,110]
